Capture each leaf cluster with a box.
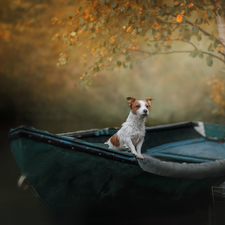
[54,0,225,85]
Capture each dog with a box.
[105,97,153,159]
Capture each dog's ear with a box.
[127,97,136,107]
[145,97,153,106]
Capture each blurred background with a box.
[0,0,225,224]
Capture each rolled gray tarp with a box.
[138,154,225,179]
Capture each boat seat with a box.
[145,138,225,163]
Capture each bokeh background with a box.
[0,0,224,133]
[0,0,225,224]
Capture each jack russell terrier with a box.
[105,97,153,159]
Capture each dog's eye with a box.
[136,105,140,108]
[146,105,149,108]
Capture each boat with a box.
[8,121,225,214]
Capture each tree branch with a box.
[161,8,225,48]
[127,48,225,64]
[184,19,225,46]
[147,38,197,49]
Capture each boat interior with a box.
[61,122,225,164]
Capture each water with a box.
[1,125,225,225]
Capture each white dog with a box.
[105,97,153,159]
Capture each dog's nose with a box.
[143,109,148,114]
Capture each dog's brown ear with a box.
[145,97,153,106]
[127,97,136,107]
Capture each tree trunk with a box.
[216,16,225,54]
[215,2,225,54]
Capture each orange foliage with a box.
[208,78,225,115]
[176,15,183,23]
[188,3,194,8]
[127,46,140,50]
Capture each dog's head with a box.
[127,97,153,117]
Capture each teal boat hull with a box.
[8,121,225,213]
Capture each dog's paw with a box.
[136,154,144,160]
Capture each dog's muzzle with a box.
[142,109,149,117]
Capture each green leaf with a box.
[66,40,71,45]
[125,56,131,61]
[197,50,203,57]
[132,16,137,23]
[192,26,198,34]
[132,28,137,36]
[145,14,149,20]
[190,50,198,58]
[124,19,129,25]
[89,23,93,28]
[117,61,122,66]
[156,18,161,24]
[150,17,156,24]
[123,62,128,69]
[206,55,213,67]
[199,52,204,59]
[110,10,115,17]
[138,27,142,32]
[78,6,84,13]
[214,41,218,49]
[79,17,85,25]
[150,0,155,5]
[96,22,102,28]
[204,18,209,25]
[197,35,202,41]
[100,17,105,24]
[102,28,109,35]
[170,7,176,15]
[178,6,184,14]
[81,25,86,30]
[120,4,127,12]
[102,40,106,47]
[218,8,223,16]
[207,10,213,18]
[99,0,105,4]
[207,59,213,67]
[159,9,165,17]
[146,29,151,38]
[208,43,213,51]
[111,1,118,8]
[137,59,142,64]
[130,62,134,69]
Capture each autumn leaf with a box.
[181,10,185,15]
[152,21,159,27]
[176,15,183,23]
[188,3,194,8]
[207,10,213,18]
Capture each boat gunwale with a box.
[8,121,225,179]
[9,127,138,165]
[8,121,201,167]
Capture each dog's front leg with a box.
[125,138,138,157]
[136,139,144,159]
